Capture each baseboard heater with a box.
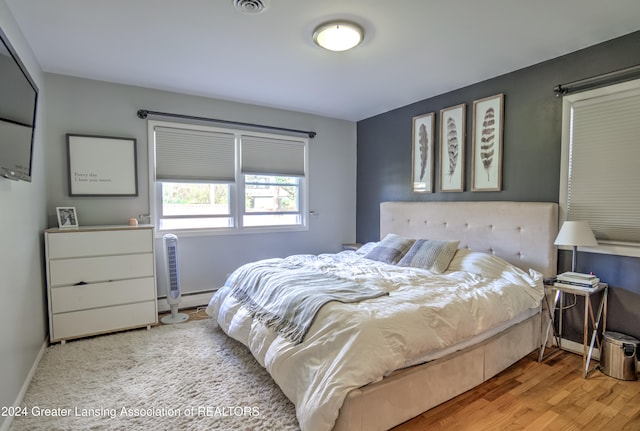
[157,289,218,313]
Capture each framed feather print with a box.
[438,104,466,192]
[471,94,504,191]
[411,112,434,193]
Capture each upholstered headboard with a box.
[380,201,558,277]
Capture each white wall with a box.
[0,1,48,429]
[0,7,355,422]
[44,73,357,298]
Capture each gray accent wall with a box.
[356,31,640,342]
[0,2,47,429]
[43,74,357,297]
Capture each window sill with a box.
[559,242,640,259]
[154,224,309,239]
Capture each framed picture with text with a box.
[438,104,465,192]
[411,112,435,193]
[471,94,504,191]
[67,134,138,196]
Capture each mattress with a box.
[395,304,540,371]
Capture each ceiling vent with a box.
[233,0,270,14]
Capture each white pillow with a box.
[354,241,378,256]
[446,248,514,279]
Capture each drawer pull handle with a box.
[73,281,87,286]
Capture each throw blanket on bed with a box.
[226,259,389,344]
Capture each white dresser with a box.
[45,225,158,343]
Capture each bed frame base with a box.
[333,313,541,431]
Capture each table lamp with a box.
[554,221,598,272]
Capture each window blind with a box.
[154,126,235,182]
[567,86,640,242]
[241,135,306,176]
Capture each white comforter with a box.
[206,248,544,431]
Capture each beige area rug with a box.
[10,319,299,431]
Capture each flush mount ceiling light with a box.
[313,21,364,52]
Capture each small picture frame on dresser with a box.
[56,207,78,228]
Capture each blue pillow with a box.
[364,234,414,264]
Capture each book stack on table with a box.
[554,272,599,291]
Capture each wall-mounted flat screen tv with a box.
[0,26,38,182]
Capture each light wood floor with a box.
[160,310,640,429]
[391,350,640,430]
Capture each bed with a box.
[207,201,558,431]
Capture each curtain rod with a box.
[136,109,316,139]
[553,64,640,96]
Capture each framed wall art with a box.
[67,134,138,196]
[56,206,78,228]
[471,94,504,191]
[411,112,435,193]
[438,104,465,192]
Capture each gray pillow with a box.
[364,233,414,264]
[397,239,460,273]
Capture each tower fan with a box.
[160,234,189,324]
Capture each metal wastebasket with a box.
[600,331,639,381]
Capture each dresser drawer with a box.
[47,229,153,259]
[51,301,157,342]
[50,277,156,313]
[49,253,154,287]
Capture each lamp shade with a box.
[554,221,598,247]
[313,21,364,51]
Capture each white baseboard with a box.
[555,338,600,360]
[157,290,216,313]
[1,339,48,431]
[554,338,640,371]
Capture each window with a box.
[560,78,640,257]
[240,134,306,228]
[159,182,232,230]
[244,175,301,227]
[149,120,308,234]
